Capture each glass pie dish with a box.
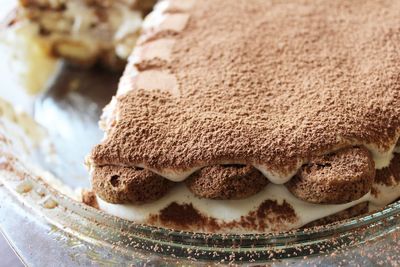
[0,59,399,266]
[1,1,400,263]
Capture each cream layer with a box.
[97,181,400,233]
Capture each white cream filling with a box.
[136,164,200,182]
[98,181,400,233]
[142,3,167,32]
[134,163,300,184]
[254,163,302,184]
[369,183,400,210]
[365,142,397,170]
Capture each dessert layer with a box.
[1,12,60,94]
[13,0,151,68]
[185,165,268,200]
[90,0,400,184]
[97,152,400,233]
[94,153,400,233]
[97,181,399,234]
[92,146,380,204]
[285,146,375,204]
[304,202,369,228]
[92,165,174,204]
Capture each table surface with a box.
[0,232,23,267]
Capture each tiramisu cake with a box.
[87,0,400,233]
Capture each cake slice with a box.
[87,0,400,233]
[15,0,157,67]
[1,0,156,93]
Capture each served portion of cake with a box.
[87,0,400,233]
[1,0,155,93]
[15,0,157,67]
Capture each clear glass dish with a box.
[1,157,400,266]
[0,61,399,266]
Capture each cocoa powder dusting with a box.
[375,153,400,186]
[226,200,298,232]
[82,190,99,209]
[91,0,400,174]
[150,200,297,232]
[150,202,219,231]
[255,200,297,231]
[158,202,207,228]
